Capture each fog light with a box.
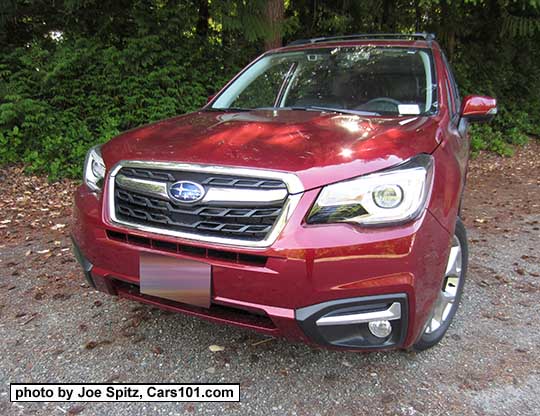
[368,320,392,338]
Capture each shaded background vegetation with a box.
[0,0,539,179]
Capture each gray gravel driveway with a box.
[1,144,539,416]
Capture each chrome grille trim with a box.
[113,161,304,193]
[204,187,287,204]
[116,175,169,200]
[107,161,304,248]
[116,174,289,204]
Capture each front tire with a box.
[413,218,468,351]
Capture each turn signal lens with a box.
[83,145,106,192]
[91,158,106,180]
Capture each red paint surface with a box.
[460,95,497,119]
[101,111,440,192]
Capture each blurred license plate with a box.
[139,253,211,308]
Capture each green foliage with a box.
[453,30,540,156]
[1,0,539,179]
[470,125,515,156]
[0,35,239,180]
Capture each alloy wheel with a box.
[425,235,462,334]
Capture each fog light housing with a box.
[295,294,407,349]
[368,320,392,338]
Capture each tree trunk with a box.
[415,0,420,32]
[311,0,318,32]
[196,0,209,37]
[381,0,398,32]
[440,0,456,59]
[264,0,284,50]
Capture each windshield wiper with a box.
[204,107,252,112]
[207,106,381,116]
[255,106,380,116]
[299,106,381,116]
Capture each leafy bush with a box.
[0,20,540,179]
[454,35,540,156]
[1,1,539,178]
[0,36,239,180]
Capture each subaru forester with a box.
[72,33,497,351]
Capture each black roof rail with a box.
[287,33,436,46]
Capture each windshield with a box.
[211,46,438,116]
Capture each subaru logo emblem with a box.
[169,181,205,203]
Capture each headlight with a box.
[307,154,433,226]
[83,145,106,192]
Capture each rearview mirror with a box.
[207,94,216,104]
[460,95,497,123]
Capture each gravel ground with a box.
[0,143,539,416]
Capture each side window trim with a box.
[445,79,455,118]
[441,52,461,122]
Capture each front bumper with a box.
[72,184,451,351]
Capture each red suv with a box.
[72,34,497,351]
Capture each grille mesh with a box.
[113,167,288,242]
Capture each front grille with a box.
[106,230,268,266]
[114,280,277,331]
[112,165,290,243]
[120,167,287,190]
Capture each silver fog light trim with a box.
[315,302,401,326]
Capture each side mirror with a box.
[207,94,216,104]
[460,95,497,123]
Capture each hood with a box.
[101,110,442,190]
